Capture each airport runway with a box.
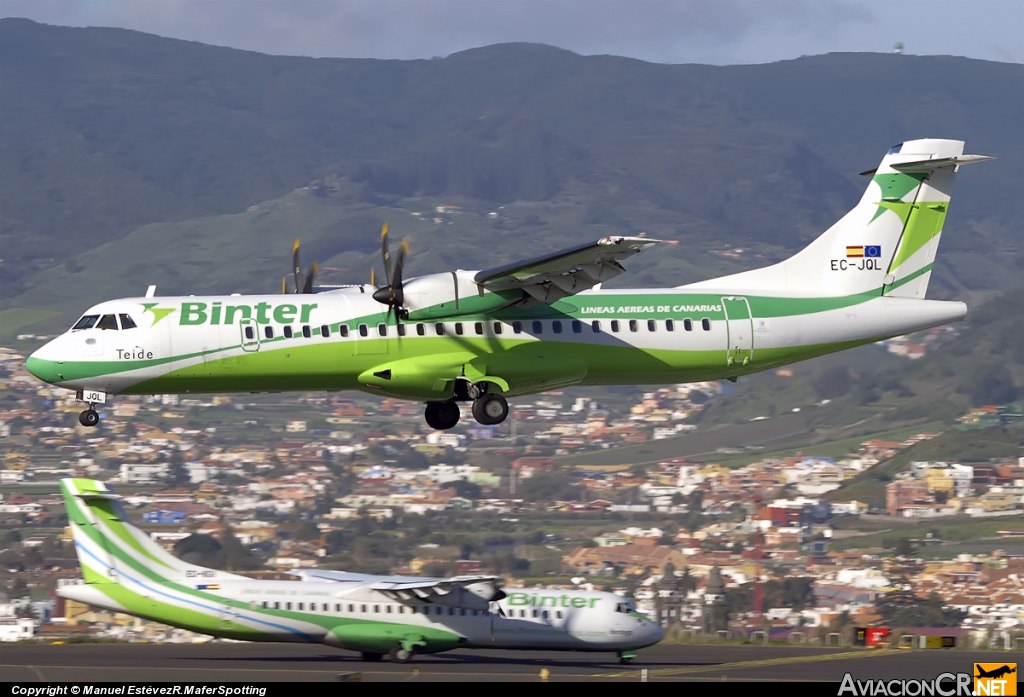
[1,643,1018,682]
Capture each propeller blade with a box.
[302,261,318,294]
[282,276,288,294]
[380,223,392,286]
[391,238,409,308]
[369,267,376,288]
[292,239,302,295]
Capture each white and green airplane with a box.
[57,478,664,662]
[27,139,991,430]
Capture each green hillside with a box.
[2,18,1022,324]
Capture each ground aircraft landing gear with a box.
[389,645,414,663]
[472,393,509,426]
[424,400,461,430]
[79,409,99,428]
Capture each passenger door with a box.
[239,318,260,353]
[721,296,754,366]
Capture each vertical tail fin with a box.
[684,139,992,297]
[60,478,243,584]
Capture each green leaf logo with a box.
[141,303,176,326]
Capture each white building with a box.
[120,462,170,483]
[0,617,34,642]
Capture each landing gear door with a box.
[721,296,753,366]
[239,319,260,353]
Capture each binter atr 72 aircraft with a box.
[57,478,665,663]
[27,139,991,429]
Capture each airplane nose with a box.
[27,348,58,384]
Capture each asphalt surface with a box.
[1,643,1019,682]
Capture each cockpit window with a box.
[72,315,100,330]
[119,314,137,329]
[96,314,118,330]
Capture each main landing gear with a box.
[78,409,99,428]
[424,380,510,430]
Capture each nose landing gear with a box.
[78,409,99,428]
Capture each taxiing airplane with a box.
[27,139,991,430]
[57,478,665,663]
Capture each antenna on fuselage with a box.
[145,285,156,298]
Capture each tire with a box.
[79,410,99,427]
[472,394,509,425]
[389,645,414,663]
[361,652,383,662]
[424,402,443,430]
[425,400,460,430]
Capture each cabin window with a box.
[335,604,340,612]
[321,325,330,337]
[460,608,466,616]
[358,324,368,337]
[264,326,274,339]
[629,320,638,332]
[298,602,304,611]
[97,314,118,331]
[72,315,100,330]
[512,321,522,334]
[532,609,538,618]
[572,321,582,334]
[591,321,601,333]
[683,319,693,332]
[386,605,392,613]
[340,325,349,337]
[361,604,367,613]
[274,602,280,609]
[436,607,443,616]
[552,320,562,334]
[556,611,562,619]
[119,314,137,330]
[261,601,267,609]
[283,326,293,339]
[449,607,455,616]
[378,324,387,336]
[702,318,711,331]
[399,606,405,614]
[455,323,464,335]
[410,606,417,614]
[348,604,354,612]
[416,324,425,336]
[435,323,445,336]
[648,319,657,332]
[397,323,407,336]
[666,319,675,332]
[301,325,311,338]
[532,321,543,334]
[245,326,255,340]
[286,602,292,610]
[474,322,483,335]
[493,322,503,334]
[610,320,620,333]
[542,610,548,619]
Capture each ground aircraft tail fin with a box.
[683,139,992,298]
[60,478,244,584]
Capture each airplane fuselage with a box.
[28,286,966,401]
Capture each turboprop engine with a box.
[400,271,519,321]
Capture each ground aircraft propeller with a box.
[371,223,411,323]
[282,238,318,294]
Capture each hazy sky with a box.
[1,0,1021,65]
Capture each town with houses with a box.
[1,338,1022,650]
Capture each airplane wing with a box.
[474,235,665,304]
[292,570,505,606]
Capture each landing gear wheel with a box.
[424,400,461,430]
[389,645,414,663]
[619,656,634,665]
[361,651,383,662]
[472,393,509,425]
[79,409,99,427]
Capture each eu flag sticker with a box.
[864,245,882,258]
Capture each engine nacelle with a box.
[403,271,518,320]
